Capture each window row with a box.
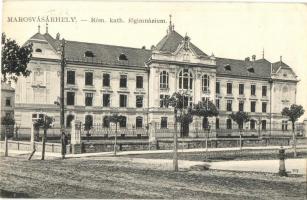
[216,82,267,97]
[215,99,267,113]
[66,92,144,108]
[67,71,144,89]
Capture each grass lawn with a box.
[0,154,306,199]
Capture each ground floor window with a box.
[136,116,143,128]
[261,120,267,130]
[282,120,288,131]
[216,118,219,129]
[226,119,232,129]
[103,116,110,128]
[161,117,168,129]
[250,119,256,130]
[119,116,127,128]
[66,114,74,128]
[84,115,93,130]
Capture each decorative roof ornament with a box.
[38,25,40,33]
[46,23,48,33]
[262,48,265,59]
[183,33,190,51]
[168,14,174,34]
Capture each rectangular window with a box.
[251,101,256,112]
[67,92,75,106]
[261,120,267,130]
[161,117,168,129]
[216,118,220,129]
[119,117,127,128]
[227,83,232,94]
[136,95,143,108]
[239,101,244,112]
[215,99,220,109]
[103,94,110,107]
[136,76,143,89]
[103,73,110,87]
[5,98,11,106]
[85,72,93,86]
[262,102,267,113]
[120,75,127,88]
[136,117,143,128]
[262,86,267,97]
[251,84,256,96]
[216,82,220,94]
[160,95,170,108]
[85,93,93,106]
[227,119,232,129]
[239,84,244,95]
[226,100,232,111]
[250,120,256,130]
[119,94,127,107]
[67,71,75,85]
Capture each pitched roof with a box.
[29,33,152,67]
[272,61,290,73]
[215,57,272,78]
[156,31,207,56]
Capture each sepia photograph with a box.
[1,0,307,199]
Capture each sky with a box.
[2,1,307,120]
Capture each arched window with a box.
[202,74,210,93]
[119,53,128,61]
[226,119,232,129]
[178,69,193,90]
[250,119,256,130]
[160,71,169,89]
[103,116,110,128]
[136,116,143,128]
[66,114,74,128]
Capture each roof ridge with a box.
[66,39,152,52]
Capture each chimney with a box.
[245,57,250,62]
[56,33,60,40]
[142,46,146,49]
[252,55,256,61]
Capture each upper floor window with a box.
[224,64,231,71]
[67,71,75,85]
[251,84,256,96]
[136,95,143,108]
[215,99,220,110]
[239,100,244,112]
[160,71,169,89]
[67,92,75,106]
[85,93,93,106]
[120,75,127,88]
[136,116,143,128]
[227,83,232,94]
[85,72,93,86]
[239,84,244,95]
[226,100,232,111]
[202,74,210,93]
[251,101,256,112]
[216,82,220,94]
[160,95,170,108]
[178,69,193,90]
[119,94,127,107]
[103,73,110,87]
[84,51,95,57]
[119,53,128,61]
[262,86,267,97]
[103,94,110,107]
[5,98,11,107]
[136,76,143,89]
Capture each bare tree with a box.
[106,113,125,156]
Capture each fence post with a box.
[4,127,8,157]
[30,123,35,151]
[148,121,157,150]
[71,120,81,154]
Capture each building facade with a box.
[1,82,15,119]
[14,22,298,136]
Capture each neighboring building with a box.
[14,21,299,136]
[1,82,15,119]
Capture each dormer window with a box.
[224,64,231,71]
[119,53,128,61]
[247,67,255,73]
[84,51,95,57]
[35,48,42,53]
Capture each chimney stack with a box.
[252,55,256,61]
[245,57,250,62]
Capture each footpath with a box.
[1,145,306,175]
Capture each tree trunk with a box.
[114,123,117,156]
[292,122,297,157]
[4,131,8,157]
[41,129,46,160]
[173,110,178,172]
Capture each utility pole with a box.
[60,39,66,159]
[173,108,178,172]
